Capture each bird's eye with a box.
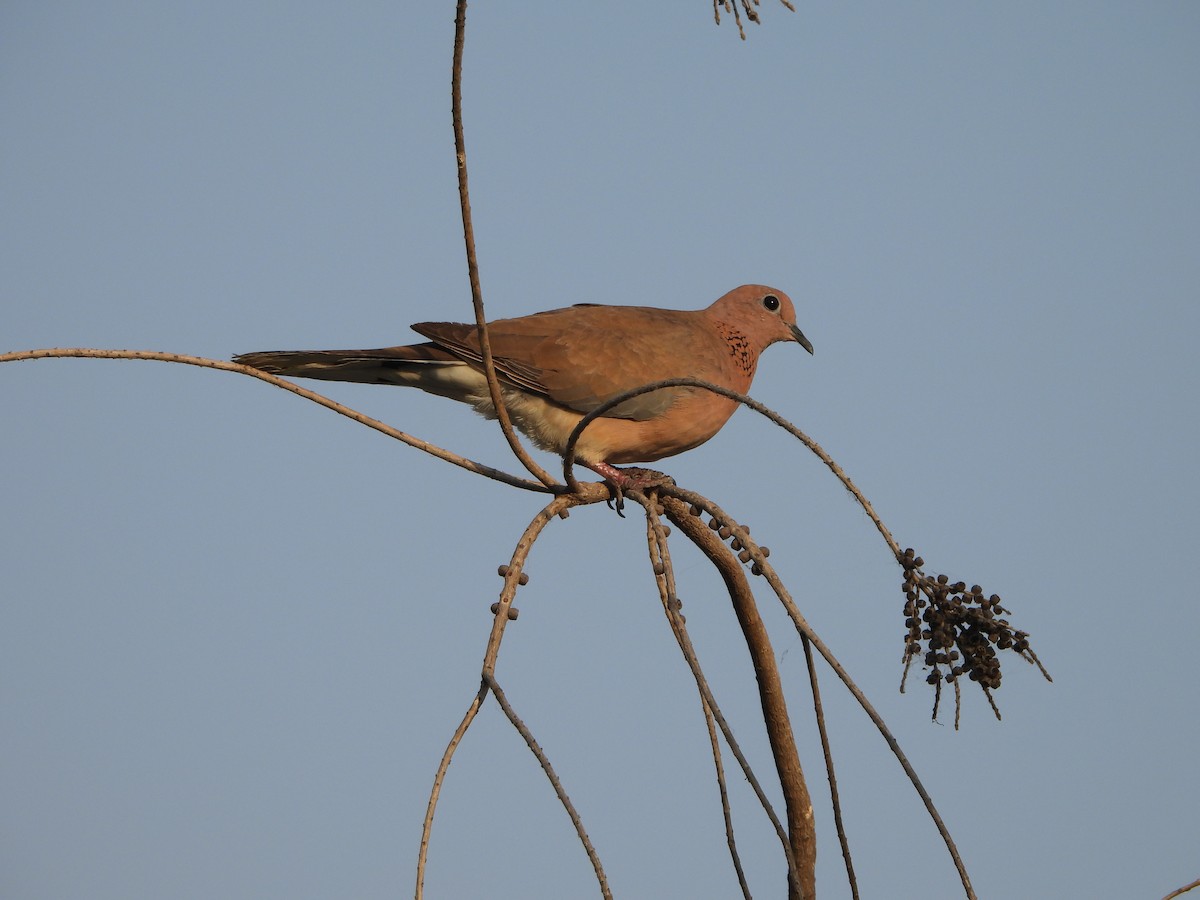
[762,294,781,312]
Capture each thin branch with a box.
[482,494,579,677]
[417,493,581,897]
[416,683,487,900]
[802,635,859,900]
[562,376,901,561]
[451,0,557,489]
[484,672,612,900]
[2,349,549,492]
[704,695,752,899]
[643,501,752,899]
[420,496,600,897]
[1164,877,1200,900]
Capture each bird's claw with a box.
[583,463,672,517]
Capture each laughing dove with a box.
[234,284,812,485]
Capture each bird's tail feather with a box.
[233,345,489,401]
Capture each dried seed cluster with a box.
[900,548,1036,701]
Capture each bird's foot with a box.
[582,462,674,517]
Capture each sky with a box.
[2,2,1198,898]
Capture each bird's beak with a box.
[790,324,814,355]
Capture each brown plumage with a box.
[234,284,812,480]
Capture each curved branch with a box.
[484,672,612,900]
[703,696,752,900]
[482,494,579,677]
[1,348,549,492]
[1164,877,1200,900]
[418,493,586,896]
[480,494,610,895]
[802,636,859,899]
[416,683,487,900]
[451,0,558,489]
[562,377,901,560]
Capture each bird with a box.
[234,284,812,489]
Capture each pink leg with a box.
[582,460,635,490]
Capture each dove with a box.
[234,284,812,486]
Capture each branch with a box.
[802,635,859,899]
[642,500,758,900]
[562,376,899,557]
[451,0,558,489]
[1164,877,1200,900]
[1,348,549,492]
[416,493,609,898]
[485,672,611,899]
[416,682,486,900]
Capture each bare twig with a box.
[803,636,859,900]
[2,349,549,492]
[417,493,589,898]
[482,494,580,677]
[485,672,612,900]
[476,495,609,896]
[416,683,487,900]
[1164,877,1200,900]
[451,0,557,489]
[704,695,752,900]
[643,500,752,899]
[562,376,901,560]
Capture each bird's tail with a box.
[233,345,488,401]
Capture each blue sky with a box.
[3,3,1198,898]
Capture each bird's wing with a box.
[413,306,720,421]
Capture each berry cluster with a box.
[899,547,1045,718]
